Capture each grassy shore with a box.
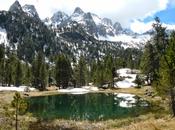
[0,86,174,130]
[22,86,152,97]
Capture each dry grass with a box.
[27,114,175,130]
[114,117,175,130]
[0,91,15,104]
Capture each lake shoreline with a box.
[1,86,172,130]
[22,86,152,98]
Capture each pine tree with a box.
[5,54,17,86]
[140,41,159,85]
[31,52,47,90]
[23,62,31,86]
[11,92,27,130]
[128,52,134,70]
[15,60,23,87]
[31,57,38,87]
[158,31,175,116]
[0,44,5,85]
[55,55,72,89]
[104,55,114,87]
[40,63,47,90]
[74,56,87,87]
[144,17,175,116]
[94,61,105,87]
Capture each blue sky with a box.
[0,0,175,33]
[143,4,175,24]
[129,0,175,33]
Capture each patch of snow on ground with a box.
[0,86,36,92]
[116,80,136,88]
[58,86,98,94]
[115,68,137,88]
[114,93,136,108]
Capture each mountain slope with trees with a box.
[0,1,144,90]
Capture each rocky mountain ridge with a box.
[44,7,150,48]
[0,1,146,64]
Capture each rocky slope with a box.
[44,7,151,48]
[0,1,145,63]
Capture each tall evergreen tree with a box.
[140,41,160,85]
[74,56,87,87]
[55,55,72,89]
[40,63,47,90]
[141,17,175,116]
[15,60,23,87]
[0,44,5,85]
[104,55,114,87]
[31,52,47,90]
[5,54,17,86]
[23,62,32,86]
[158,31,175,116]
[93,61,105,87]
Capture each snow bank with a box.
[58,88,89,94]
[114,93,136,108]
[58,86,98,94]
[0,86,36,92]
[82,86,99,91]
[115,68,137,88]
[116,80,136,88]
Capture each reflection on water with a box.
[27,93,149,121]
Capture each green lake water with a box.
[27,93,149,121]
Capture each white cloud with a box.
[130,20,175,34]
[0,0,171,28]
[130,20,153,34]
[163,23,175,30]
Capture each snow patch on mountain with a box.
[22,4,39,18]
[71,14,84,23]
[0,27,9,46]
[52,11,69,25]
[91,13,101,25]
[42,6,152,49]
[98,34,150,48]
[71,7,85,22]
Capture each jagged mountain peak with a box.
[113,22,123,34]
[9,0,23,13]
[22,4,39,19]
[83,12,93,20]
[73,7,84,14]
[53,11,68,16]
[51,11,68,23]
[41,6,151,48]
[102,18,113,26]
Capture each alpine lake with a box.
[27,93,150,121]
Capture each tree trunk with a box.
[170,88,175,116]
[15,107,18,130]
[15,99,19,130]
